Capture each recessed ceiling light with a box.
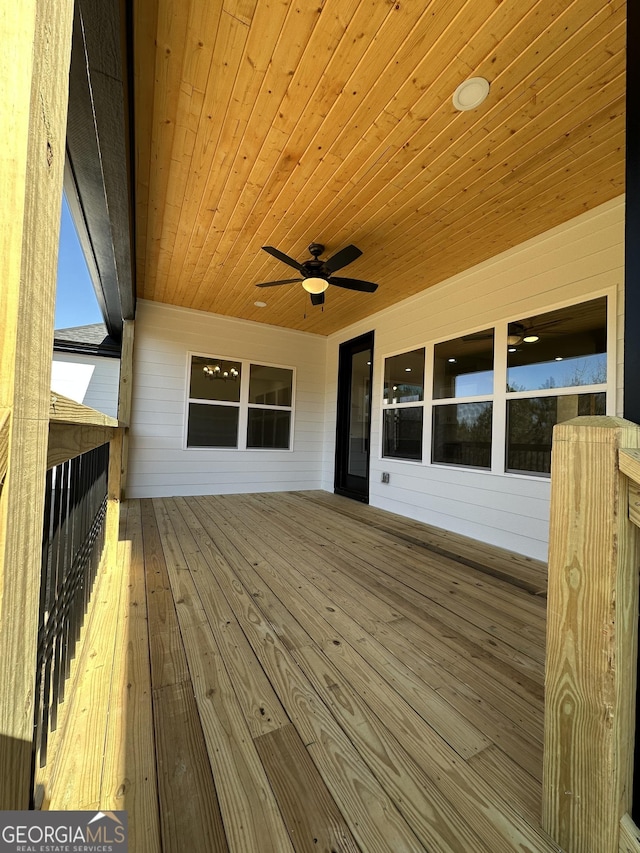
[448,358,456,363]
[254,300,267,308]
[453,77,490,111]
[523,334,539,343]
[405,367,412,372]
[555,356,563,361]
[508,347,517,353]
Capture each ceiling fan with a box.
[255,243,378,306]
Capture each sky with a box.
[54,194,104,330]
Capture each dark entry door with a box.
[334,331,374,502]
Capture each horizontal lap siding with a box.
[51,354,120,418]
[323,198,625,560]
[128,302,327,498]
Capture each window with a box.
[382,348,425,460]
[379,294,610,477]
[186,355,294,449]
[505,297,607,474]
[432,331,494,469]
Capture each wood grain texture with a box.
[620,814,640,853]
[620,447,640,486]
[49,391,119,426]
[100,500,161,853]
[543,417,640,853]
[254,724,361,853]
[48,491,566,849]
[141,498,191,689]
[152,681,229,853]
[0,0,73,809]
[628,479,640,531]
[118,320,134,496]
[0,409,9,485]
[153,492,558,852]
[47,424,116,469]
[133,0,625,335]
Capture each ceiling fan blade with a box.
[310,292,325,306]
[324,245,362,274]
[255,278,302,287]
[462,332,493,341]
[262,246,304,272]
[328,276,378,293]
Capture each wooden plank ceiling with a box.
[133,0,625,336]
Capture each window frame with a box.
[380,345,426,463]
[184,352,296,451]
[430,328,495,471]
[378,290,615,478]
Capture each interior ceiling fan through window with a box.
[255,243,378,306]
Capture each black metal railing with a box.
[31,442,110,793]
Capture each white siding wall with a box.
[51,353,120,418]
[323,197,625,560]
[127,301,327,498]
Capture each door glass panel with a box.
[348,349,371,478]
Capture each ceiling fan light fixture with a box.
[507,334,522,346]
[302,276,329,294]
[523,334,540,343]
[453,77,490,111]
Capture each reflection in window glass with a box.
[383,349,425,403]
[247,409,291,449]
[382,408,423,460]
[190,356,241,403]
[187,403,238,447]
[432,402,492,469]
[348,350,371,477]
[433,332,494,399]
[506,297,606,392]
[506,392,605,474]
[249,365,293,406]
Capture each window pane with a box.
[187,403,238,447]
[348,350,371,476]
[247,408,291,449]
[506,392,605,474]
[383,349,425,403]
[432,402,492,468]
[190,356,241,403]
[249,364,293,407]
[433,332,494,399]
[382,407,423,460]
[507,297,606,392]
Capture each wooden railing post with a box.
[0,0,74,809]
[105,319,134,567]
[543,416,640,853]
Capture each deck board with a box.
[48,491,561,853]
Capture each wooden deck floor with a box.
[46,491,561,853]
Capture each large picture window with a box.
[186,355,294,450]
